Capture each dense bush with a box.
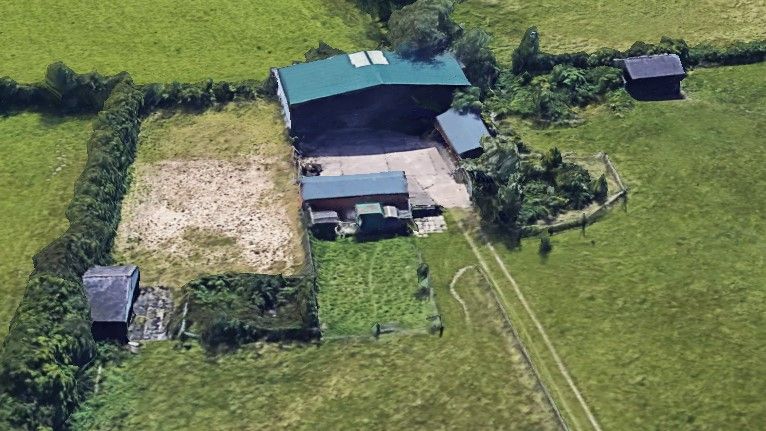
[0,77,143,430]
[388,0,459,57]
[356,0,416,21]
[0,78,49,112]
[688,40,766,66]
[304,41,346,62]
[464,138,602,229]
[141,78,267,113]
[43,62,130,113]
[177,273,319,353]
[452,28,499,92]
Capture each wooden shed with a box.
[82,265,140,342]
[622,54,686,100]
[274,51,470,138]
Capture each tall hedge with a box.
[0,77,144,430]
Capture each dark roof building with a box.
[82,265,140,341]
[435,109,490,159]
[621,54,686,100]
[274,51,470,137]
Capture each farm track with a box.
[448,266,474,324]
[458,220,603,431]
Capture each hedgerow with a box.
[0,75,143,430]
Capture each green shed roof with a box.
[355,202,384,215]
[277,51,470,105]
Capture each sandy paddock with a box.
[115,156,304,285]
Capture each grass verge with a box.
[0,113,90,340]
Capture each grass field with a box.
[313,236,434,336]
[0,0,378,83]
[0,113,90,340]
[453,0,766,63]
[70,223,560,430]
[113,101,304,289]
[463,63,766,429]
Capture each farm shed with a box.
[274,51,470,138]
[301,171,412,234]
[621,54,686,100]
[82,265,140,342]
[435,108,490,159]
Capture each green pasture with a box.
[70,223,559,430]
[454,0,766,63]
[471,63,766,429]
[0,113,90,340]
[313,236,434,336]
[0,0,378,83]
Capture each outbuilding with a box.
[274,51,470,138]
[82,265,140,342]
[622,54,686,100]
[301,171,412,235]
[435,108,490,159]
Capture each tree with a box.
[452,28,499,92]
[304,41,345,62]
[511,27,541,74]
[592,173,609,203]
[451,86,483,113]
[388,0,458,57]
[541,147,563,172]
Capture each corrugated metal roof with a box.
[83,265,138,323]
[278,51,470,105]
[436,108,490,156]
[301,171,408,201]
[624,54,685,80]
[356,202,384,215]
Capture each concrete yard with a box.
[299,129,471,208]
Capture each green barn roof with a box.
[277,51,470,105]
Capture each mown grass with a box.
[0,113,90,339]
[471,64,766,429]
[453,0,766,63]
[0,0,378,83]
[113,101,304,288]
[313,236,433,336]
[70,221,559,430]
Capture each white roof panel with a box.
[348,51,371,68]
[366,50,389,65]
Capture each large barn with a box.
[82,265,140,342]
[274,51,470,138]
[622,54,686,100]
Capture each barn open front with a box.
[111,101,305,312]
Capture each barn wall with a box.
[307,193,409,220]
[291,85,457,138]
[92,321,129,343]
[626,76,683,100]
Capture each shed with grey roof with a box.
[435,109,490,159]
[82,265,140,342]
[621,54,686,100]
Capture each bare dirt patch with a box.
[113,102,304,288]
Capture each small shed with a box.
[274,51,470,137]
[82,265,140,342]
[355,203,386,232]
[435,108,490,159]
[622,54,686,100]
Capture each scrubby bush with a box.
[592,174,609,203]
[539,232,552,255]
[388,0,459,57]
[43,62,129,112]
[451,86,483,113]
[356,0,416,21]
[0,77,49,112]
[304,41,346,62]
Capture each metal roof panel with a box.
[301,171,408,201]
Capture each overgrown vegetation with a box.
[174,273,318,353]
[464,134,605,230]
[313,237,434,337]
